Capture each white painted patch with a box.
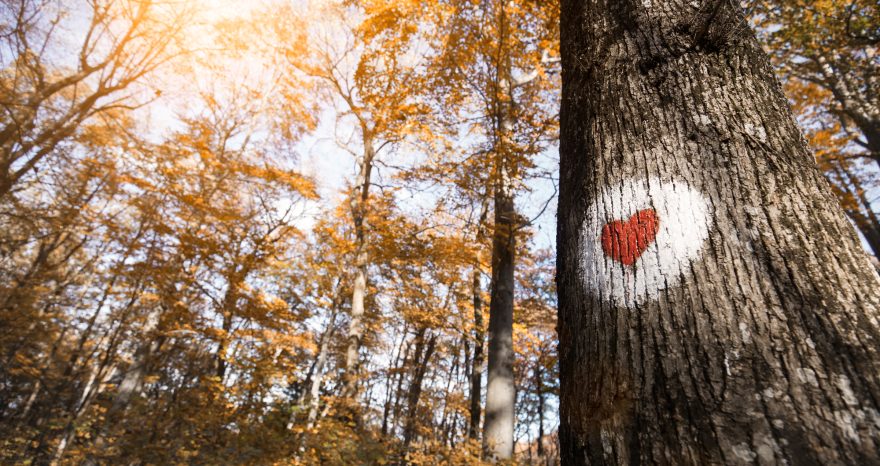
[580,177,712,307]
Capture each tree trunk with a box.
[482,3,519,458]
[343,133,375,401]
[558,1,880,464]
[382,326,409,436]
[468,266,485,440]
[403,331,438,447]
[815,58,880,168]
[305,326,333,428]
[484,183,517,460]
[536,364,545,461]
[289,310,337,431]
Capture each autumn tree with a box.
[752,0,879,166]
[271,0,431,410]
[0,0,191,198]
[787,78,880,260]
[746,3,880,261]
[558,1,880,464]
[409,0,560,457]
[514,248,559,465]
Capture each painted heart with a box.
[601,209,660,266]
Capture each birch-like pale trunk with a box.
[304,312,338,428]
[557,1,880,464]
[342,133,375,401]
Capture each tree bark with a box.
[484,183,517,460]
[342,133,375,401]
[403,331,437,447]
[483,3,519,459]
[536,363,546,461]
[558,1,880,464]
[469,265,486,440]
[470,196,490,439]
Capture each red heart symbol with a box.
[601,209,660,266]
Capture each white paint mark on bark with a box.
[581,177,712,307]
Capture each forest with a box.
[0,0,878,464]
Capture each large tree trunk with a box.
[557,1,880,464]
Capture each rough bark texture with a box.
[557,1,880,464]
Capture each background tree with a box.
[373,0,561,457]
[0,0,191,198]
[752,0,879,165]
[272,0,431,409]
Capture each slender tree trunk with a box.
[558,1,880,464]
[390,337,413,435]
[403,332,437,447]
[469,198,489,439]
[85,307,164,464]
[343,134,375,401]
[49,362,117,466]
[816,60,880,167]
[305,324,333,428]
[382,326,409,436]
[535,364,545,462]
[438,339,461,444]
[289,310,337,431]
[469,268,485,439]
